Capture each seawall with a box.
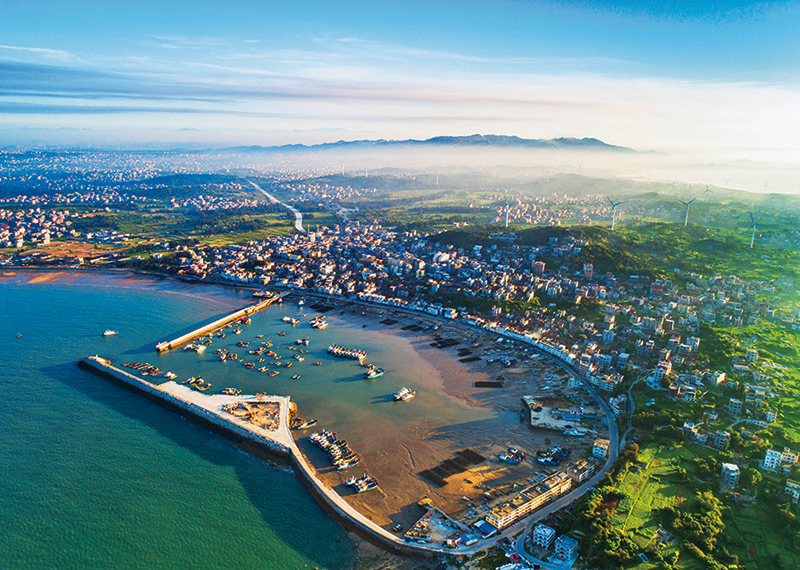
[77,356,438,558]
[77,356,291,459]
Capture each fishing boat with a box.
[364,366,385,379]
[393,387,416,401]
[102,329,119,336]
[290,418,317,430]
[498,447,526,465]
[221,387,242,395]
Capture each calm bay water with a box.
[0,275,356,570]
[0,272,497,570]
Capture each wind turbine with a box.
[749,212,756,248]
[702,185,712,202]
[679,197,696,226]
[608,198,623,230]
[762,181,769,194]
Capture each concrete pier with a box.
[78,356,468,558]
[155,291,287,352]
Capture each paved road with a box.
[248,180,305,233]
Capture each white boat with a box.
[563,428,588,437]
[393,387,416,401]
[102,330,118,336]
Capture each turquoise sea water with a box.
[0,273,500,570]
[0,272,499,570]
[0,274,356,570]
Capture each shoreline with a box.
[5,267,617,565]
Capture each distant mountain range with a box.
[227,134,633,153]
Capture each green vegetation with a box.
[434,222,800,282]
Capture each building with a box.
[720,463,740,488]
[567,460,594,484]
[765,448,783,470]
[553,535,579,561]
[485,472,572,530]
[746,348,759,362]
[609,394,627,415]
[654,359,672,381]
[765,408,778,423]
[786,480,800,504]
[763,447,798,471]
[709,430,731,450]
[531,524,556,549]
[728,398,743,415]
[593,438,610,459]
[598,372,624,393]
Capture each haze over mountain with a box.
[228,135,633,153]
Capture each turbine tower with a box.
[749,212,756,248]
[608,198,623,230]
[679,197,696,226]
[702,185,712,202]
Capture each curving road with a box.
[248,180,305,233]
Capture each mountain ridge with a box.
[226,134,634,153]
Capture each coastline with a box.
[5,267,613,566]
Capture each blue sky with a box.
[1,0,799,157]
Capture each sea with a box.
[0,272,494,570]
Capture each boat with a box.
[316,320,329,329]
[536,456,561,467]
[298,299,305,306]
[164,372,177,379]
[290,418,317,430]
[313,361,323,366]
[335,456,361,470]
[102,329,119,336]
[292,374,301,379]
[222,387,242,395]
[183,343,206,353]
[393,387,416,401]
[563,428,588,437]
[364,366,385,379]
[345,473,379,493]
[498,447,526,465]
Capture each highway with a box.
[248,180,306,233]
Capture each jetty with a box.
[77,355,473,558]
[155,292,287,352]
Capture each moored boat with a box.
[393,387,416,401]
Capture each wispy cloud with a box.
[0,44,80,62]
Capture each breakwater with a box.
[155,292,287,352]
[77,356,438,558]
[77,356,292,458]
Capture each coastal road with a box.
[248,180,306,233]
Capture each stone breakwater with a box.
[77,356,292,457]
[77,356,449,558]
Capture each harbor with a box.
[43,272,616,564]
[77,355,456,557]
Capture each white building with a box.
[764,447,799,471]
[554,535,579,561]
[593,438,609,459]
[531,524,556,549]
[720,463,740,488]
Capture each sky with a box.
[1,0,799,163]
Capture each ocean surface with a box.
[0,274,359,570]
[0,273,496,570]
